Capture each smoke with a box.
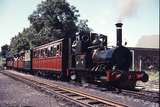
[117,0,140,22]
[136,35,159,48]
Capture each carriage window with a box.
[57,45,59,50]
[49,47,53,57]
[51,47,54,56]
[42,49,45,57]
[37,50,40,58]
[44,43,63,57]
[33,51,37,58]
[49,46,56,56]
[48,47,51,57]
[33,52,35,57]
[45,48,48,57]
[56,44,62,56]
[34,51,36,58]
[40,50,42,57]
[35,51,39,58]
[53,46,57,56]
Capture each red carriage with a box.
[31,38,71,79]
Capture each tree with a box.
[1,44,10,58]
[28,0,79,42]
[77,19,92,33]
[9,0,91,55]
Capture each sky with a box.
[0,0,159,50]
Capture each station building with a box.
[128,47,159,71]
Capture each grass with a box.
[146,70,159,81]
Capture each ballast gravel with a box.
[0,71,79,107]
[1,70,159,107]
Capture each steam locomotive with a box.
[6,23,149,89]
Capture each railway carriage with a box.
[17,52,25,70]
[24,50,32,71]
[13,56,18,69]
[31,38,71,79]
[6,57,14,69]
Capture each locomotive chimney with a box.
[115,23,123,46]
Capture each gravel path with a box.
[0,72,73,107]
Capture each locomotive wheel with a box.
[70,70,77,81]
[70,71,89,86]
[35,71,40,76]
[141,73,149,82]
[81,78,89,87]
[76,73,82,83]
[70,74,77,81]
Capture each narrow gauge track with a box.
[85,83,159,103]
[119,89,159,103]
[69,81,159,103]
[1,71,128,107]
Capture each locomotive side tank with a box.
[92,46,132,71]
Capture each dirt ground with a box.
[0,72,75,107]
[137,71,159,91]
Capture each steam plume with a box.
[136,35,159,48]
[118,0,139,22]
